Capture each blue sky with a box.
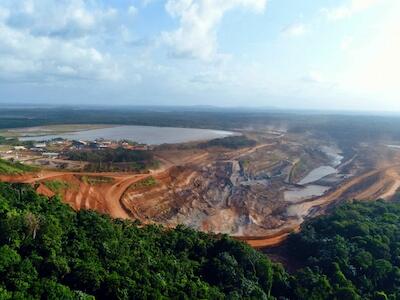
[0,0,399,111]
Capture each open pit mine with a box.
[2,128,400,248]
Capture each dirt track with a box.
[0,150,209,221]
[0,170,147,219]
[235,224,301,249]
[228,143,276,160]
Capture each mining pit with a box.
[2,130,400,248]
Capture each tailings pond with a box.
[20,125,235,145]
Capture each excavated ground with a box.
[0,171,146,219]
[2,135,400,249]
[121,140,400,247]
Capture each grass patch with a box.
[0,145,11,151]
[44,180,71,194]
[0,159,37,175]
[129,176,157,190]
[80,175,114,185]
[290,159,309,182]
[240,159,250,169]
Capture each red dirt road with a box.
[0,170,147,220]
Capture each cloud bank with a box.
[0,0,120,83]
[162,0,267,61]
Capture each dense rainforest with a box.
[0,183,278,299]
[286,200,400,299]
[0,181,399,299]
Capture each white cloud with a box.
[0,7,10,21]
[5,0,117,39]
[281,23,306,37]
[57,65,78,76]
[340,36,353,50]
[307,71,323,83]
[128,5,138,16]
[324,0,380,21]
[162,0,267,61]
[340,3,400,101]
[142,0,155,7]
[0,1,121,82]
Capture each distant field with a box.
[0,124,115,138]
[0,145,11,151]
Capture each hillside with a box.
[0,159,36,175]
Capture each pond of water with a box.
[20,125,235,145]
[284,185,330,203]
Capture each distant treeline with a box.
[64,148,155,172]
[2,107,400,145]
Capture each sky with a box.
[0,0,399,111]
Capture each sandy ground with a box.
[236,223,301,249]
[227,143,276,160]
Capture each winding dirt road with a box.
[0,170,147,219]
[104,174,148,219]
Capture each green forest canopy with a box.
[0,182,399,299]
[286,200,400,300]
[0,183,278,299]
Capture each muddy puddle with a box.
[284,146,343,203]
[284,185,330,203]
[298,166,338,185]
[297,146,343,185]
